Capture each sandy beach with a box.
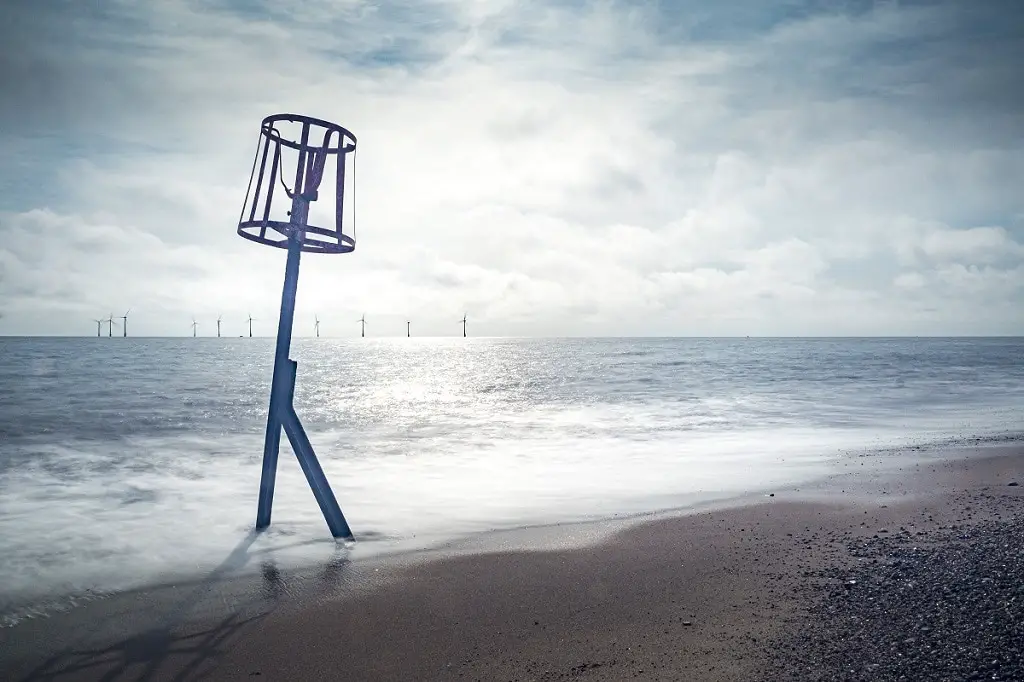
[2,444,1022,681]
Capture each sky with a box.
[0,0,1022,337]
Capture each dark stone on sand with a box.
[1008,481,1019,487]
[768,514,1024,682]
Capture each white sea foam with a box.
[1,337,1022,622]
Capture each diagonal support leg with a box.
[281,407,352,539]
[279,360,353,540]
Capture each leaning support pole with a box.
[281,360,352,539]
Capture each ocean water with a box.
[1,336,1023,624]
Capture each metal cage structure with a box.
[236,113,357,540]
[238,114,357,254]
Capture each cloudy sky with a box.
[0,0,1021,337]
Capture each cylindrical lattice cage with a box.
[237,114,357,254]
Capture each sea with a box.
[1,336,1023,626]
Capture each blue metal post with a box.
[252,119,352,539]
[255,233,303,529]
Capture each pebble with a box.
[767,505,1024,681]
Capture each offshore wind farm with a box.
[85,313,474,337]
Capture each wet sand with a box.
[2,445,1022,681]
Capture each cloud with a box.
[920,226,1024,264]
[0,0,1022,336]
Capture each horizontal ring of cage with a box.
[262,114,357,154]
[237,220,355,253]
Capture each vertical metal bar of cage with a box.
[239,126,265,230]
[260,143,281,241]
[305,141,317,192]
[291,123,310,229]
[249,131,273,223]
[336,140,347,240]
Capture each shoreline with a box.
[3,421,1021,622]
[1,436,1004,627]
[2,443,1022,680]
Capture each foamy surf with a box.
[2,337,1023,624]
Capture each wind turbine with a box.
[217,315,222,338]
[191,318,199,338]
[357,313,366,338]
[460,313,467,338]
[248,314,254,338]
[93,319,103,337]
[120,309,130,337]
[314,315,320,338]
[106,313,118,338]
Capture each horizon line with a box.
[2,334,1024,340]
